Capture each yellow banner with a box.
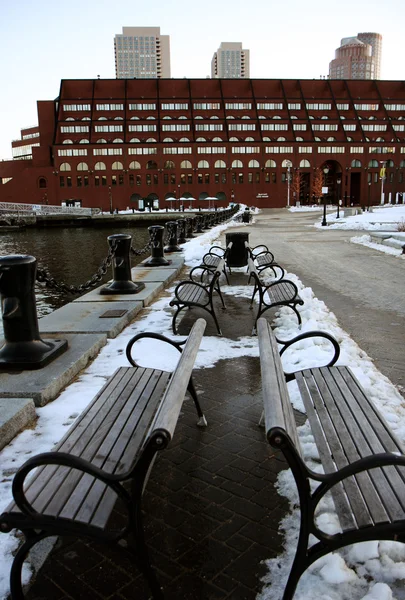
[380,167,386,178]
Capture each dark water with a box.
[0,226,151,318]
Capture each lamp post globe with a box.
[321,165,329,226]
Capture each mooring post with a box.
[101,233,145,294]
[164,221,182,253]
[0,255,68,370]
[143,226,171,266]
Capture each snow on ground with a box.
[0,206,404,600]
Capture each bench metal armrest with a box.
[207,245,225,257]
[189,265,216,283]
[254,249,275,263]
[278,331,340,380]
[11,452,132,518]
[312,452,405,505]
[251,244,269,256]
[126,330,190,367]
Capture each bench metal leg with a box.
[187,377,208,426]
[9,530,48,600]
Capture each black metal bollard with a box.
[101,234,145,294]
[164,221,182,253]
[176,219,187,244]
[0,255,68,370]
[185,217,195,239]
[195,214,203,234]
[144,226,171,266]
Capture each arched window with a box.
[351,160,362,168]
[368,160,379,168]
[258,115,266,119]
[273,115,282,120]
[146,137,157,142]
[282,159,292,167]
[212,137,222,142]
[130,116,140,120]
[299,160,311,168]
[82,117,90,121]
[226,115,235,119]
[241,115,251,120]
[62,139,73,144]
[164,160,175,169]
[79,139,89,144]
[231,160,243,168]
[129,161,141,169]
[98,116,107,120]
[290,115,298,119]
[60,162,71,171]
[296,137,304,142]
[196,137,206,142]
[229,137,239,142]
[163,137,174,142]
[198,160,209,168]
[94,162,106,171]
[314,137,321,141]
[97,138,107,143]
[114,116,123,120]
[146,161,158,170]
[248,160,260,168]
[178,115,188,120]
[265,160,276,168]
[162,116,172,120]
[179,137,190,142]
[386,160,395,168]
[277,137,286,142]
[347,136,353,142]
[194,115,203,119]
[263,137,271,142]
[129,138,141,143]
[400,160,405,168]
[214,160,226,168]
[113,138,123,143]
[65,117,75,121]
[180,160,192,168]
[38,177,47,188]
[146,116,155,120]
[321,115,329,120]
[245,137,255,141]
[375,137,385,142]
[77,162,88,171]
[327,137,336,142]
[112,161,124,170]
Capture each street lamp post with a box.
[108,186,113,214]
[321,165,329,226]
[368,181,371,211]
[286,160,292,207]
[336,177,341,218]
[379,161,386,205]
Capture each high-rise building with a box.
[114,27,171,79]
[357,32,382,79]
[211,42,250,79]
[329,32,382,80]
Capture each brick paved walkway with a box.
[24,278,289,600]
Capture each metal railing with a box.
[0,202,100,216]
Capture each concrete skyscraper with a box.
[114,27,171,79]
[329,32,382,80]
[211,42,250,79]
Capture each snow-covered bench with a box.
[257,316,405,600]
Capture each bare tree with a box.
[291,170,303,204]
[311,167,324,203]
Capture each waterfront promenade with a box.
[1,208,405,599]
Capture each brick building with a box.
[1,78,405,211]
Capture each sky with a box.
[1,0,405,161]
[1,205,405,599]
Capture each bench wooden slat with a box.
[296,370,375,529]
[319,368,405,522]
[61,370,170,524]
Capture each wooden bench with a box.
[245,242,285,280]
[170,258,227,335]
[189,242,233,284]
[0,319,207,600]
[247,255,303,333]
[257,316,405,600]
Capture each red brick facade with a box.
[1,78,405,210]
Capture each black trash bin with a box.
[225,232,249,267]
[242,209,251,223]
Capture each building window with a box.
[146,174,152,185]
[77,176,82,187]
[66,177,72,187]
[119,174,124,185]
[59,176,65,187]
[187,174,193,184]
[255,172,260,183]
[95,176,100,186]
[248,173,253,183]
[136,175,141,186]
[102,176,107,186]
